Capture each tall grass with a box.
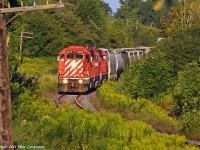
[18,57,57,92]
[97,81,180,134]
[14,97,197,149]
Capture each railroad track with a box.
[55,94,65,107]
[74,94,85,109]
[185,139,200,147]
[55,93,96,112]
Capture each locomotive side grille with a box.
[64,60,84,78]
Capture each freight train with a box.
[58,46,150,93]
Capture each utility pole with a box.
[19,25,33,64]
[0,0,14,149]
[0,0,64,149]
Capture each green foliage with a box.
[6,0,163,57]
[156,26,200,73]
[11,57,57,118]
[120,52,174,99]
[18,57,57,76]
[38,74,57,92]
[13,90,37,119]
[99,0,112,16]
[138,0,165,28]
[120,26,200,103]
[11,70,38,99]
[173,61,200,115]
[6,1,113,57]
[117,0,171,28]
[18,57,57,92]
[104,19,134,48]
[180,111,200,139]
[97,81,179,133]
[13,96,193,149]
[6,0,200,145]
[22,11,69,57]
[153,92,177,116]
[134,24,160,46]
[116,26,200,139]
[76,0,105,27]
[160,0,200,37]
[116,3,139,24]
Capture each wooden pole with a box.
[0,3,64,13]
[0,1,64,149]
[0,0,14,149]
[19,25,24,64]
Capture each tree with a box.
[21,11,69,57]
[120,52,174,99]
[115,4,139,27]
[161,0,200,36]
[99,0,112,16]
[153,0,174,11]
[104,19,134,48]
[133,24,159,46]
[156,26,200,73]
[76,0,106,27]
[173,61,200,115]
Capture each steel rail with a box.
[185,139,200,147]
[74,94,85,109]
[55,94,65,107]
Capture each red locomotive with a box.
[58,46,108,93]
[58,45,149,93]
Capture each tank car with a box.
[120,48,146,63]
[106,49,125,80]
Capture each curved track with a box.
[55,93,97,112]
[55,94,79,108]
[74,94,85,109]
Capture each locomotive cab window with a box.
[76,50,84,59]
[76,54,83,59]
[67,53,74,59]
[60,54,65,61]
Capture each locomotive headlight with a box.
[78,79,83,84]
[63,79,68,84]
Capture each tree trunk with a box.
[0,0,14,149]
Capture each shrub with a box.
[97,81,179,133]
[120,52,174,99]
[18,57,57,93]
[14,97,195,149]
[18,57,57,77]
[179,111,200,140]
[173,61,200,116]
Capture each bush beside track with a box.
[97,81,179,134]
[14,98,197,149]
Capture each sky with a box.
[103,0,121,13]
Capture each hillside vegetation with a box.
[6,0,200,148]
